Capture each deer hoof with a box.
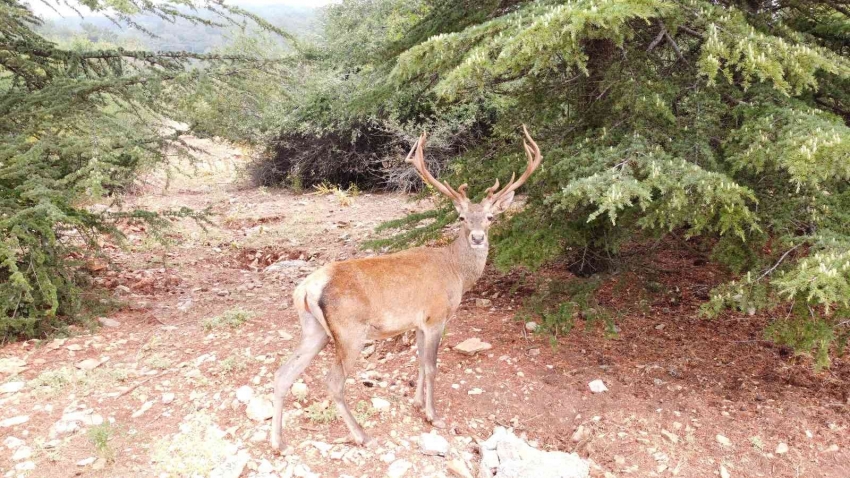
[429,417,447,429]
[412,397,425,409]
[353,433,376,448]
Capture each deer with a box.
[270,125,542,452]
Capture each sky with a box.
[26,0,337,19]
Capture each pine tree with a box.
[268,0,850,366]
[0,0,292,340]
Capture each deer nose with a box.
[470,231,486,245]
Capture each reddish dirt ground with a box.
[1,137,848,478]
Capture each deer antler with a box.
[486,125,542,204]
[405,132,468,204]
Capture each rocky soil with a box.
[1,136,848,478]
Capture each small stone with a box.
[76,358,107,370]
[98,317,121,328]
[162,393,175,404]
[0,382,25,394]
[571,425,590,443]
[77,457,96,466]
[15,461,35,471]
[246,397,274,422]
[66,344,83,351]
[258,459,274,474]
[12,446,32,461]
[824,444,839,453]
[588,379,608,393]
[447,458,473,478]
[661,429,679,444]
[131,401,153,419]
[250,430,268,443]
[775,442,789,455]
[371,397,391,411]
[419,432,449,456]
[454,338,492,355]
[3,436,24,450]
[720,465,731,478]
[468,388,483,395]
[525,321,538,332]
[387,459,412,478]
[716,435,732,447]
[236,385,254,404]
[291,382,308,401]
[279,331,294,341]
[0,415,29,428]
[475,298,492,308]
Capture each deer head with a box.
[406,125,542,249]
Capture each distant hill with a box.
[36,3,321,53]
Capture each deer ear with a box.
[490,191,515,215]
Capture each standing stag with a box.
[271,125,542,451]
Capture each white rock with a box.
[468,388,484,395]
[387,459,413,478]
[716,435,732,447]
[475,298,492,308]
[720,465,731,478]
[454,338,492,355]
[60,410,103,427]
[76,357,108,370]
[588,380,608,393]
[0,382,25,394]
[3,436,23,450]
[293,463,319,478]
[15,461,35,471]
[210,451,250,478]
[525,322,538,332]
[775,442,789,454]
[448,458,474,478]
[162,393,176,404]
[371,397,391,411]
[236,385,254,404]
[98,317,121,328]
[0,415,29,428]
[77,457,97,466]
[291,382,308,400]
[258,459,274,474]
[131,401,153,419]
[11,446,32,461]
[250,430,268,443]
[481,427,589,478]
[419,432,449,456]
[246,397,274,422]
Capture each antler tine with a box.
[484,179,500,200]
[487,124,542,204]
[406,132,467,203]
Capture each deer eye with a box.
[459,216,467,222]
[486,215,494,221]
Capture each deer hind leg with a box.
[326,326,372,446]
[271,312,330,452]
[421,323,446,428]
[413,328,425,409]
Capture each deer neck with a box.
[446,234,488,293]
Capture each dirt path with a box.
[1,137,848,478]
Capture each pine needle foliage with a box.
[0,0,293,340]
[206,0,850,365]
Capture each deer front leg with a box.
[421,324,446,429]
[413,328,425,409]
